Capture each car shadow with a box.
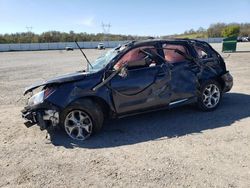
[50,92,250,149]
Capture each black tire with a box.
[60,99,104,140]
[197,80,222,111]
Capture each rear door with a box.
[161,42,198,102]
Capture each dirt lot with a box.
[0,43,250,188]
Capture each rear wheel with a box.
[198,80,221,111]
[60,99,103,141]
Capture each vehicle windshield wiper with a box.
[75,41,93,69]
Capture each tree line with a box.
[0,31,150,44]
[207,23,250,37]
[165,23,250,39]
[1,22,250,44]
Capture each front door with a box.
[109,46,172,114]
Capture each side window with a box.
[194,44,212,59]
[163,44,189,63]
[114,46,157,70]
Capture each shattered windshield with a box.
[89,49,118,72]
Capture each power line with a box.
[26,26,33,33]
[101,22,111,34]
[25,26,33,43]
[101,22,111,43]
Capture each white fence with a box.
[0,38,224,52]
[0,41,127,52]
[196,38,224,43]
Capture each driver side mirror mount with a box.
[118,66,128,78]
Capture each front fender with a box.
[46,81,115,113]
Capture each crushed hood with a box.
[24,71,89,95]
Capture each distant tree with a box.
[0,35,7,43]
[221,25,240,37]
[207,23,227,37]
[197,27,206,33]
[239,23,250,36]
[188,29,195,34]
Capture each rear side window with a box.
[193,43,214,59]
[162,44,189,63]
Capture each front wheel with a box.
[60,99,104,141]
[197,80,221,111]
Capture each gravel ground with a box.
[0,43,250,188]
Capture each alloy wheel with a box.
[202,84,220,109]
[64,110,93,140]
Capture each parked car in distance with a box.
[97,43,105,50]
[65,46,74,51]
[243,37,249,42]
[22,39,233,141]
[237,36,249,42]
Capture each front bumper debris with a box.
[22,110,37,128]
[22,107,59,130]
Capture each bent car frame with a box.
[22,39,233,141]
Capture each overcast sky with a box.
[0,0,249,35]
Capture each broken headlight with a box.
[28,90,45,106]
[28,87,55,106]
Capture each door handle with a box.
[157,72,166,76]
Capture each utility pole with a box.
[26,26,33,43]
[101,22,111,47]
[26,26,33,32]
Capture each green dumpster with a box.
[222,36,237,52]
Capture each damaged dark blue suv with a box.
[22,39,233,141]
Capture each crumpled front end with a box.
[21,87,60,131]
[22,106,59,130]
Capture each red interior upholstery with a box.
[163,44,188,63]
[114,46,156,69]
